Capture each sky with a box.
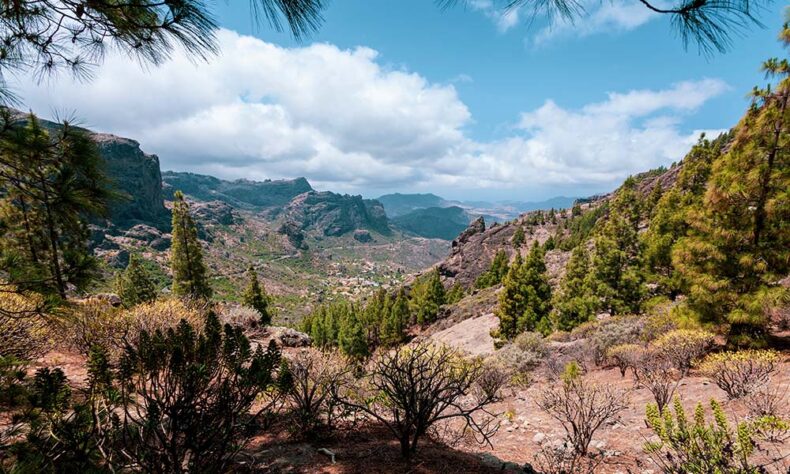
[15,1,787,201]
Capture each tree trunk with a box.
[41,183,65,299]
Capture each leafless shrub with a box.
[282,349,353,437]
[536,362,628,456]
[742,383,788,419]
[533,442,602,474]
[339,342,505,458]
[698,350,779,399]
[634,351,681,412]
[606,343,646,377]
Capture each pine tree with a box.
[0,112,112,299]
[642,135,723,296]
[115,254,157,307]
[517,242,553,334]
[339,310,369,360]
[497,253,525,339]
[381,289,408,346]
[571,203,582,217]
[552,245,597,331]
[411,269,445,325]
[673,26,790,346]
[588,177,644,315]
[170,191,212,300]
[242,266,271,325]
[512,226,526,247]
[475,249,509,288]
[445,282,465,304]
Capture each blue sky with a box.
[19,1,787,201]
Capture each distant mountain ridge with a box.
[376,193,449,217]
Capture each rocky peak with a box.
[282,191,389,237]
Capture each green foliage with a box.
[587,177,644,315]
[382,289,409,346]
[410,268,445,325]
[118,312,284,472]
[0,111,112,299]
[642,135,725,296]
[497,243,552,339]
[644,398,764,473]
[475,249,509,288]
[444,281,465,304]
[670,30,789,346]
[242,266,271,325]
[557,203,607,251]
[338,309,369,360]
[114,254,157,307]
[170,190,212,299]
[512,225,526,247]
[552,245,597,331]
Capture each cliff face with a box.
[282,191,390,237]
[161,172,313,208]
[94,134,169,229]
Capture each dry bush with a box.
[536,362,628,456]
[533,443,601,474]
[588,315,644,365]
[282,349,353,436]
[651,329,715,376]
[545,342,593,382]
[742,383,788,419]
[217,304,263,334]
[489,342,545,386]
[606,343,645,377]
[340,343,505,458]
[63,299,127,356]
[634,351,681,412]
[0,290,49,360]
[569,320,599,340]
[698,350,780,399]
[124,299,205,340]
[514,331,548,356]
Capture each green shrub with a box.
[644,398,762,473]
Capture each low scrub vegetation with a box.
[698,350,780,399]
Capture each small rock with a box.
[532,432,546,444]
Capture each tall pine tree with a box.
[588,177,644,315]
[411,268,445,325]
[381,289,409,346]
[552,245,597,331]
[673,24,790,346]
[517,242,553,334]
[170,191,212,299]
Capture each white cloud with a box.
[15,30,728,197]
[532,0,660,46]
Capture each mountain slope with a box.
[391,206,471,240]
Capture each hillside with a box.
[391,205,472,240]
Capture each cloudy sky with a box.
[15,0,785,201]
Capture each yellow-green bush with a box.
[698,350,780,399]
[652,329,715,376]
[0,289,49,360]
[124,299,205,340]
[63,299,127,356]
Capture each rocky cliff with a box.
[162,171,313,208]
[93,134,170,229]
[281,191,390,237]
